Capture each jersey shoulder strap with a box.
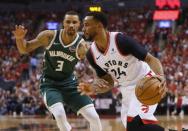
[46,30,57,50]
[54,30,60,43]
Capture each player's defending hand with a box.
[12,25,27,40]
[77,79,110,96]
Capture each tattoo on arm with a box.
[25,30,54,52]
[77,40,89,60]
[145,53,164,75]
[94,74,114,94]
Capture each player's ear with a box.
[61,21,64,29]
[98,22,103,28]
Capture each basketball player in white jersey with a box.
[78,12,184,131]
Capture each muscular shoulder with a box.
[116,33,147,61]
[37,30,56,47]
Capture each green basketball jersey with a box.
[41,29,82,83]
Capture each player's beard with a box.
[67,28,76,36]
[84,32,96,42]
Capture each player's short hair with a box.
[86,12,108,28]
[65,10,79,16]
[64,11,80,20]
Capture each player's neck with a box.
[95,29,109,54]
[61,31,77,46]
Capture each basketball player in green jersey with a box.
[12,11,102,131]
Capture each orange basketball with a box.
[135,76,162,105]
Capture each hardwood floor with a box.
[0,115,187,131]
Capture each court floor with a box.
[0,115,187,131]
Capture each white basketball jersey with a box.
[90,32,151,88]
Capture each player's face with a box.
[82,16,98,41]
[63,15,80,36]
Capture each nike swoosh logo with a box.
[96,56,100,60]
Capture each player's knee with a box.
[49,102,71,131]
[87,110,100,120]
[86,111,101,126]
[53,109,64,119]
[90,113,101,124]
[79,106,102,131]
[90,114,102,131]
[49,103,66,118]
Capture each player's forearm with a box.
[95,74,114,94]
[15,38,28,54]
[145,55,164,76]
[101,74,114,89]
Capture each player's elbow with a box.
[20,51,27,55]
[18,49,29,55]
[145,53,159,64]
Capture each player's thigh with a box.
[63,87,93,113]
[40,86,64,107]
[120,88,134,127]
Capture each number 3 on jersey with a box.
[55,60,64,71]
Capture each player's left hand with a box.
[155,75,167,99]
[12,25,28,40]
[77,82,95,96]
[77,78,110,96]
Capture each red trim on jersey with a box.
[94,32,110,56]
[145,71,153,77]
[89,48,97,64]
[115,33,128,56]
[104,32,110,55]
[127,116,158,124]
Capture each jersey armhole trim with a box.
[90,47,97,64]
[46,30,57,50]
[76,38,84,60]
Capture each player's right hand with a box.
[12,25,28,39]
[154,75,167,99]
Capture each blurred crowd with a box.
[0,9,187,116]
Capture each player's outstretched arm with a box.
[12,25,54,54]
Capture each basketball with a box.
[135,76,162,105]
